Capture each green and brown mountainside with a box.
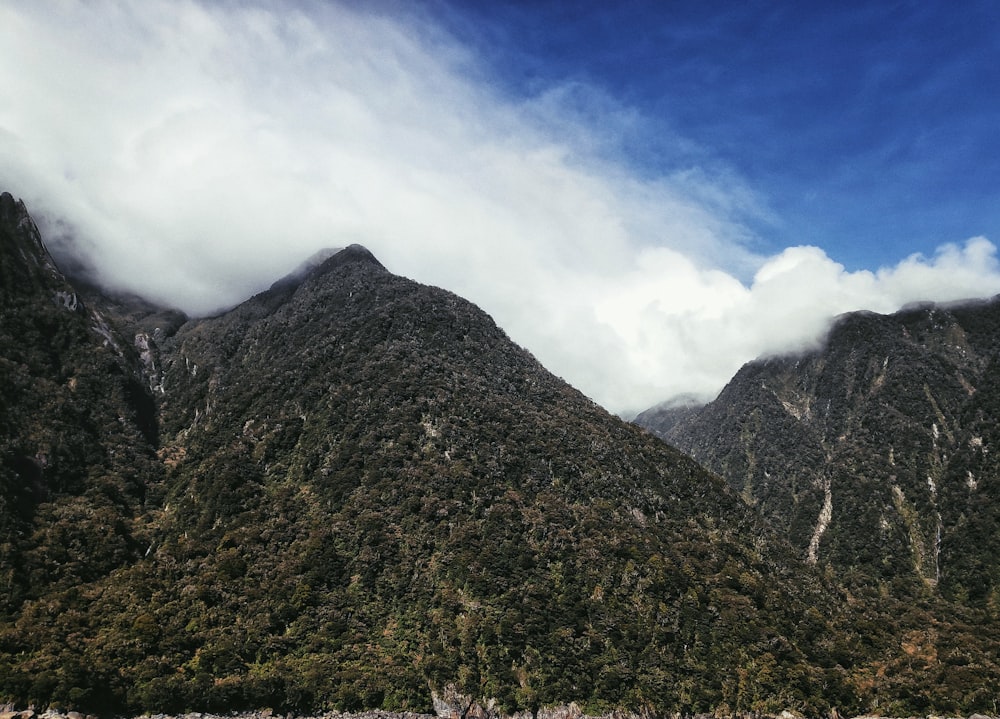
[636,301,1000,608]
[2,192,999,717]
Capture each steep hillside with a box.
[638,301,1000,611]
[2,193,999,717]
[106,244,854,715]
[0,192,163,618]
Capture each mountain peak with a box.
[1,191,42,254]
[296,244,385,277]
[0,190,28,217]
[315,242,385,273]
[0,190,79,306]
[267,244,385,295]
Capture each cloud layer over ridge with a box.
[2,1,1000,414]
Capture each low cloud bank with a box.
[585,239,1000,414]
[2,1,999,414]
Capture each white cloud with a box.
[2,1,1000,415]
[586,239,1000,413]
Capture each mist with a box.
[3,1,1000,414]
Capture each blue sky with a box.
[2,1,1000,413]
[428,0,1000,269]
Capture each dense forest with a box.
[2,192,999,717]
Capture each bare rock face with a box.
[431,685,476,719]
[429,694,650,719]
[535,705,583,719]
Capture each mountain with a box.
[2,192,999,717]
[0,192,163,614]
[629,394,704,438]
[634,300,1000,716]
[637,300,1000,607]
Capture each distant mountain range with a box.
[2,191,999,717]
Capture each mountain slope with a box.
[119,241,853,715]
[2,193,998,716]
[0,192,170,710]
[639,300,1000,606]
[637,300,1000,609]
[0,192,162,614]
[634,304,1000,715]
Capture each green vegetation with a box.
[2,193,1000,716]
[640,299,1000,714]
[646,299,1000,612]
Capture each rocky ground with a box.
[3,707,998,719]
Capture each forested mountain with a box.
[0,192,163,615]
[637,300,1000,610]
[2,192,999,717]
[635,300,1000,713]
